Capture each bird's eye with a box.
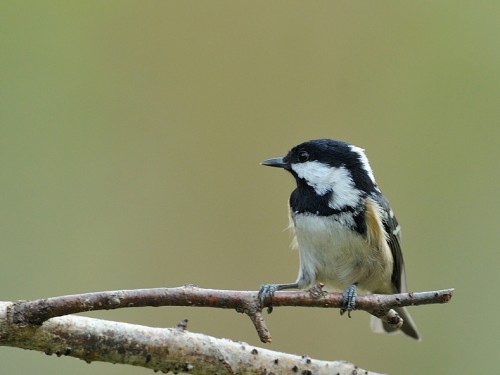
[297,150,309,163]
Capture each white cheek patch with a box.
[291,161,362,209]
[291,161,341,195]
[349,145,376,184]
[327,168,363,209]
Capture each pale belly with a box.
[292,214,393,293]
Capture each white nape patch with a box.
[291,161,362,209]
[349,145,376,184]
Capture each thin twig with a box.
[7,285,453,343]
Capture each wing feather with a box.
[372,194,406,293]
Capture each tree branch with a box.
[0,302,381,374]
[0,286,453,373]
[7,285,454,343]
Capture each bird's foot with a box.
[258,284,279,313]
[258,282,298,314]
[340,284,358,318]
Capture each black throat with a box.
[289,182,367,235]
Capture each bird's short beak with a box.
[261,157,288,168]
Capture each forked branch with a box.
[7,285,453,343]
[0,286,453,373]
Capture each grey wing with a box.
[373,194,407,293]
[370,195,420,339]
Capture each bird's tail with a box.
[370,306,420,341]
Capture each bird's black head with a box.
[262,139,379,211]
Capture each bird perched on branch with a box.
[259,138,420,340]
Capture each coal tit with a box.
[259,138,420,340]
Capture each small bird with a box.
[259,138,420,340]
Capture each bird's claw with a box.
[258,284,279,313]
[340,284,357,318]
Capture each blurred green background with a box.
[1,2,498,374]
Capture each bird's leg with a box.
[258,282,299,313]
[340,283,358,318]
